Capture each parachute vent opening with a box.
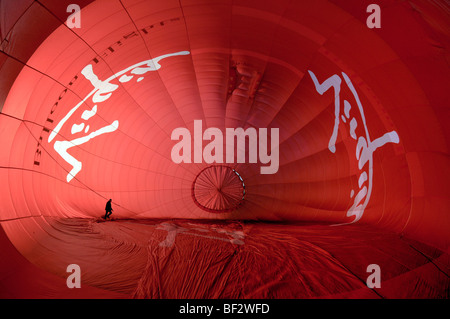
[192,165,246,213]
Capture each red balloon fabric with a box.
[0,0,449,298]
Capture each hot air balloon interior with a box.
[0,0,449,299]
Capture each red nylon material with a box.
[0,0,448,298]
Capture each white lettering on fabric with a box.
[308,70,399,223]
[48,51,190,182]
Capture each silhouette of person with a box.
[104,199,113,219]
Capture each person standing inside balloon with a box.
[104,199,113,219]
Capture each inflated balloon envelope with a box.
[0,0,448,299]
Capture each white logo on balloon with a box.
[48,51,190,182]
[308,71,399,224]
[48,53,397,224]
